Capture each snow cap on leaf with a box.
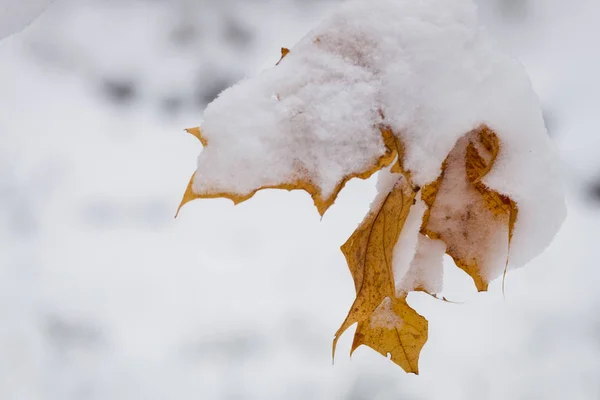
[178,0,566,373]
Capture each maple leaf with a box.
[330,125,515,373]
[176,0,564,373]
[177,124,398,217]
[420,127,517,292]
[176,49,519,373]
[332,166,427,373]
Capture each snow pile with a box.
[192,0,565,284]
[0,0,53,40]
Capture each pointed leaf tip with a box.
[176,172,199,217]
[185,127,208,146]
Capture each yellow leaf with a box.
[331,126,517,370]
[178,25,526,372]
[179,114,520,374]
[178,121,520,372]
[421,127,517,291]
[419,169,444,232]
[351,296,427,374]
[177,127,399,217]
[332,170,427,373]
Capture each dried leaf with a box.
[419,171,444,232]
[351,296,427,374]
[178,37,522,372]
[421,127,517,291]
[185,127,208,146]
[332,172,427,373]
[177,127,399,217]
[179,122,519,372]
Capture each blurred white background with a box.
[1,0,600,399]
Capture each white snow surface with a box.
[0,0,53,40]
[195,0,565,274]
[399,235,446,294]
[1,0,598,398]
[392,197,427,292]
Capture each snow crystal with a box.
[193,0,565,277]
[0,0,53,40]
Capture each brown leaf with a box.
[420,170,444,232]
[351,296,428,373]
[177,127,399,217]
[179,84,519,374]
[185,127,208,146]
[420,127,517,291]
[332,171,427,373]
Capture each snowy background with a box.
[1,0,600,399]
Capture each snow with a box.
[0,0,595,398]
[0,0,53,40]
[193,0,565,285]
[398,235,445,294]
[198,48,382,198]
[392,197,427,293]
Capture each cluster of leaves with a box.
[178,48,517,373]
